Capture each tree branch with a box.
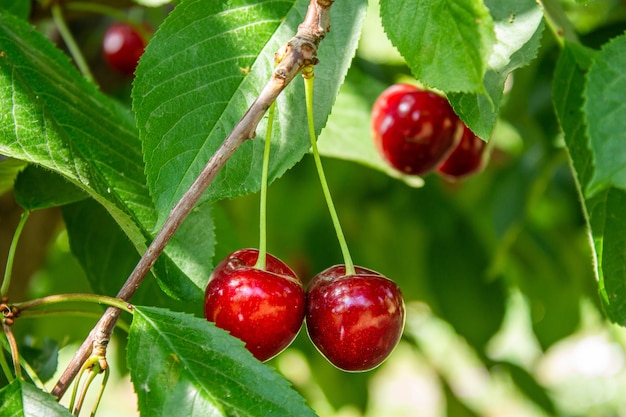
[51,0,335,400]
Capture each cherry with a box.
[204,248,305,362]
[102,22,147,76]
[371,83,462,175]
[305,265,405,372]
[437,122,487,180]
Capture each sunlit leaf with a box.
[448,0,544,139]
[553,41,626,324]
[380,0,495,93]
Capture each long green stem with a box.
[538,0,580,46]
[254,103,276,270]
[1,211,30,298]
[303,70,355,275]
[18,310,131,334]
[51,4,96,83]
[14,294,134,315]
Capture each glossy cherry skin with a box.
[102,23,146,76]
[437,123,487,180]
[305,265,405,372]
[371,84,462,175]
[204,249,305,362]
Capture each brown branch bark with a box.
[51,0,335,400]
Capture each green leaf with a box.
[317,65,424,187]
[128,306,318,417]
[553,41,626,324]
[380,0,495,93]
[134,0,367,228]
[448,0,545,139]
[552,42,597,188]
[584,33,626,196]
[0,379,73,417]
[0,14,212,301]
[0,13,152,243]
[13,165,87,210]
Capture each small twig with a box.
[50,4,96,83]
[51,0,335,400]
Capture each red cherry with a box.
[305,265,405,372]
[371,84,462,175]
[204,249,305,362]
[102,23,147,76]
[437,123,487,180]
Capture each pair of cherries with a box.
[371,84,487,180]
[204,249,405,372]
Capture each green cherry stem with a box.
[13,294,134,315]
[17,310,131,334]
[1,210,30,298]
[538,0,580,46]
[254,102,277,271]
[51,4,96,83]
[303,67,355,276]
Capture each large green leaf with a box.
[0,14,211,301]
[0,379,72,417]
[380,0,495,93]
[553,41,626,324]
[448,0,545,139]
[0,13,151,242]
[134,0,367,228]
[128,306,317,417]
[584,34,626,196]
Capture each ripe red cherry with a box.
[305,265,405,372]
[437,123,487,180]
[204,248,305,362]
[102,23,146,76]
[371,84,462,175]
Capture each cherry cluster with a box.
[204,249,405,372]
[371,84,487,180]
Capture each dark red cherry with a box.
[204,249,305,362]
[371,84,462,175]
[305,265,405,372]
[102,22,147,76]
[437,123,487,180]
